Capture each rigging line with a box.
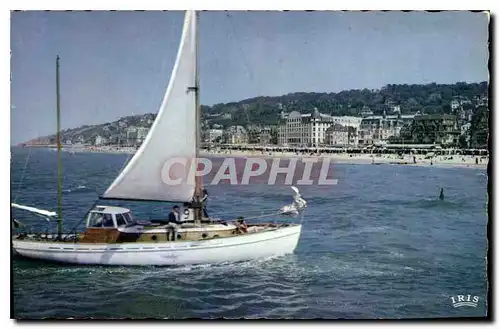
[13,147,32,204]
[12,211,52,229]
[240,212,281,220]
[63,199,100,241]
[31,212,52,222]
[66,152,135,239]
[112,151,133,181]
[211,207,281,216]
[67,150,135,238]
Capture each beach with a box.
[202,150,488,169]
[60,145,489,169]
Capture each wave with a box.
[63,185,89,193]
[371,198,467,210]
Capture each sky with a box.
[10,11,489,144]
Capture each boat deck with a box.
[13,222,287,244]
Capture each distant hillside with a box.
[23,81,488,145]
[203,81,488,127]
[25,113,157,145]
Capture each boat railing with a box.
[15,232,80,242]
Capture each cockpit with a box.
[86,206,135,229]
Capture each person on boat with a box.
[235,217,248,234]
[200,188,209,203]
[179,189,210,222]
[168,205,182,223]
[203,207,209,219]
[102,214,114,227]
[151,205,181,225]
[201,188,210,219]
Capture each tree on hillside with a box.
[25,82,489,144]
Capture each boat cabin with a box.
[86,206,134,229]
[80,205,237,243]
[79,205,273,244]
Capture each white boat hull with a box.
[13,225,301,266]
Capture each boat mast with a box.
[56,55,63,238]
[194,11,202,224]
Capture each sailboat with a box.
[11,11,304,266]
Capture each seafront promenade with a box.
[33,145,488,169]
[203,149,487,169]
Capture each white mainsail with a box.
[102,11,197,202]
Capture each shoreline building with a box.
[126,126,150,146]
[207,129,223,143]
[324,124,352,146]
[258,125,276,145]
[136,127,149,145]
[278,108,362,147]
[410,114,461,146]
[94,135,108,146]
[358,112,417,145]
[223,125,248,145]
[126,127,138,146]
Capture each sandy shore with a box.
[201,150,488,169]
[65,146,488,169]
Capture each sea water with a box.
[11,147,488,319]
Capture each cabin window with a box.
[115,214,127,227]
[89,213,104,227]
[102,214,115,228]
[123,212,134,223]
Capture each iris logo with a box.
[450,295,479,308]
